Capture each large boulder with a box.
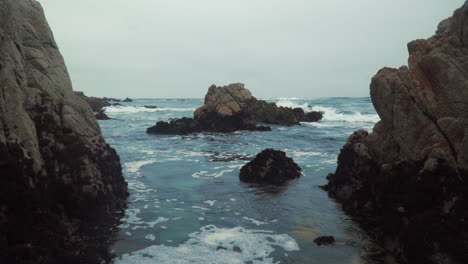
[147,83,322,134]
[239,149,302,185]
[324,4,468,264]
[0,1,128,263]
[194,83,322,126]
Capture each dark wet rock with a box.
[314,236,335,246]
[323,4,468,264]
[123,97,133,102]
[73,92,117,120]
[147,118,202,135]
[144,105,158,109]
[147,116,270,135]
[194,83,323,126]
[103,97,121,102]
[0,1,128,263]
[95,110,112,120]
[74,91,111,112]
[147,83,321,134]
[239,149,302,185]
[300,111,324,122]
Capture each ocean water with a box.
[99,97,380,264]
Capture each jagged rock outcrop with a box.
[147,83,322,134]
[194,83,323,125]
[324,4,468,264]
[239,149,302,185]
[0,1,128,263]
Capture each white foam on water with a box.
[120,209,142,225]
[243,217,268,226]
[145,234,156,241]
[115,225,299,264]
[104,105,195,114]
[119,209,169,229]
[275,100,379,123]
[192,169,233,179]
[204,200,217,206]
[301,122,337,128]
[311,106,380,123]
[275,100,311,110]
[192,206,210,211]
[286,150,323,158]
[147,217,170,228]
[125,160,157,174]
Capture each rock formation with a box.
[147,83,323,134]
[73,91,114,120]
[239,149,302,185]
[324,4,468,264]
[0,1,128,263]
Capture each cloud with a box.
[39,0,463,98]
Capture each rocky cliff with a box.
[0,1,128,263]
[324,3,468,264]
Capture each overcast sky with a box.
[39,0,463,98]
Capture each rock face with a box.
[324,4,468,264]
[74,91,112,120]
[239,149,302,185]
[147,83,323,134]
[0,1,128,263]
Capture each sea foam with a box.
[275,100,379,123]
[104,105,195,114]
[115,225,299,264]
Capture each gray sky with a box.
[39,0,463,98]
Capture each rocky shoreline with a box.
[0,1,128,263]
[323,3,468,264]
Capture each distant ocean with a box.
[100,97,380,264]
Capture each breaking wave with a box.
[104,106,195,114]
[276,100,379,123]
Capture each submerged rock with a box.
[147,83,322,134]
[144,105,158,109]
[0,1,128,262]
[313,236,335,246]
[324,4,468,264]
[123,97,133,102]
[239,149,302,185]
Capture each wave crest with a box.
[104,106,195,114]
[276,100,379,123]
